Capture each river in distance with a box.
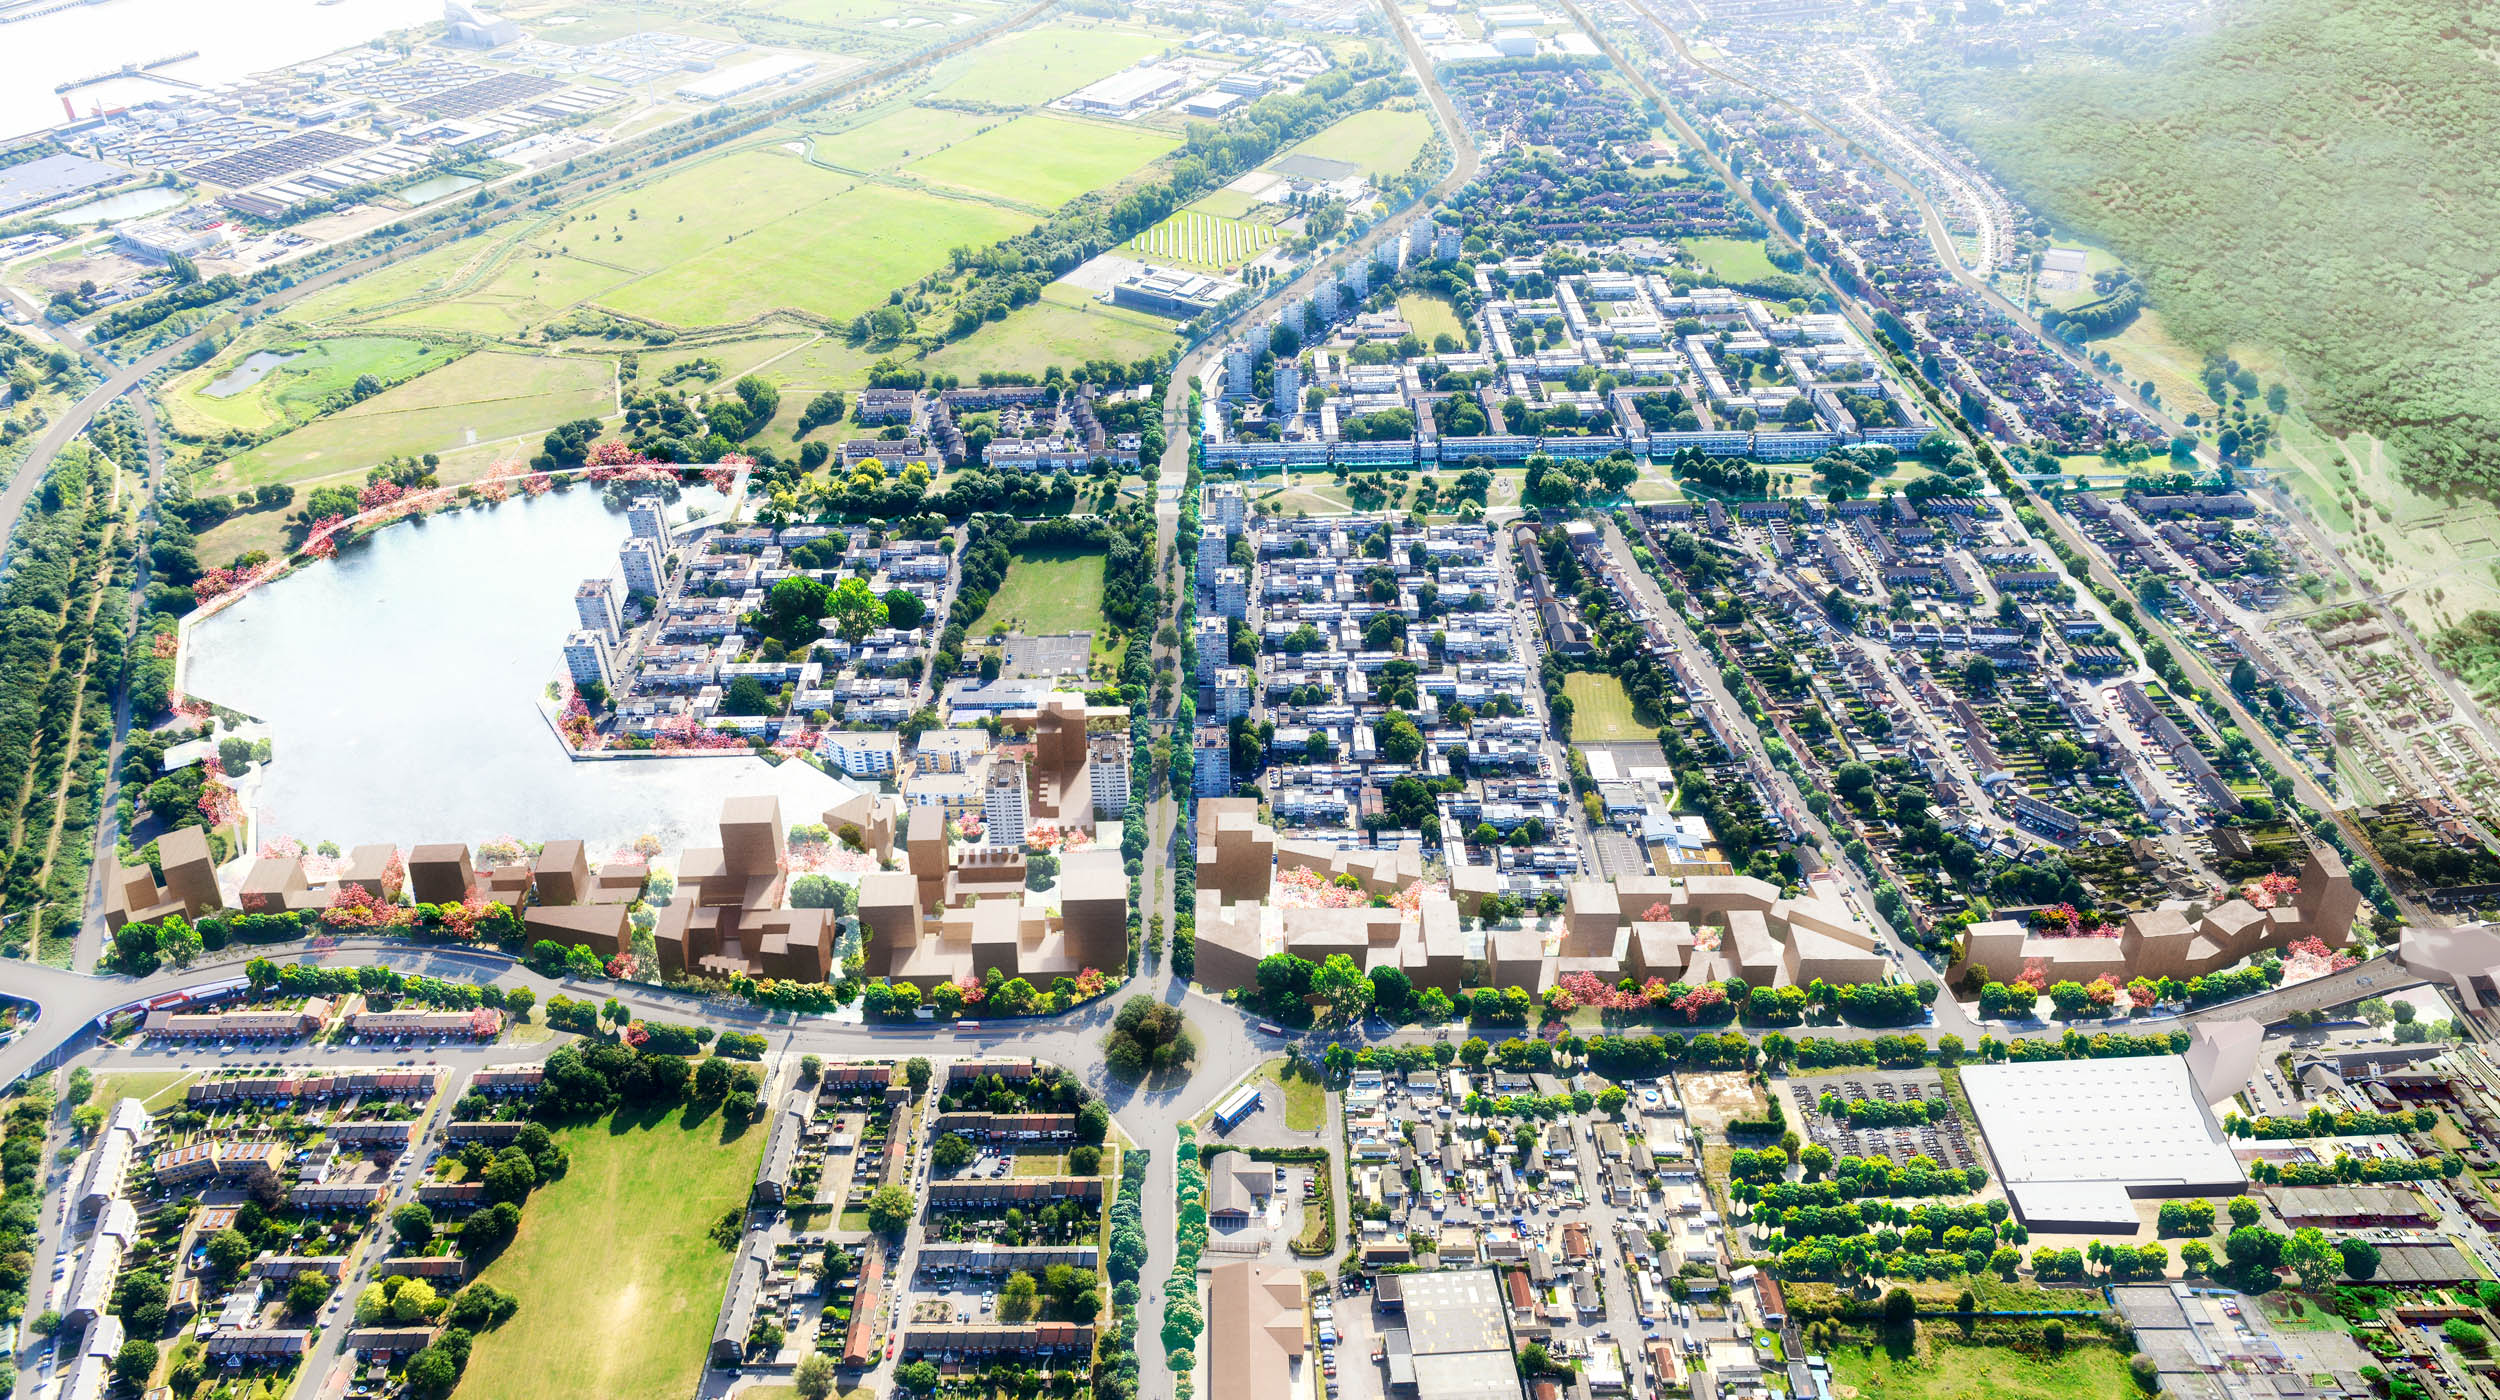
[183,485,853,855]
[6,0,439,143]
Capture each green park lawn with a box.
[1260,1058,1326,1131]
[808,104,1000,173]
[375,252,639,337]
[1282,107,1436,178]
[905,113,1178,210]
[1563,672,1650,743]
[90,1070,198,1113]
[1396,293,1465,345]
[1828,1341,2131,1400]
[1681,236,1784,284]
[218,350,615,488]
[923,24,1169,107]
[283,232,498,325]
[970,546,1108,637]
[919,282,1176,380]
[528,147,855,276]
[454,1104,767,1400]
[600,180,1027,328]
[167,335,451,437]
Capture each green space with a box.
[632,335,815,392]
[600,180,1027,327]
[1127,208,1279,272]
[905,113,1179,210]
[376,252,638,337]
[1563,671,1650,743]
[218,351,615,489]
[1828,1341,2131,1400]
[456,1106,767,1400]
[527,148,854,276]
[969,546,1108,637]
[924,24,1170,107]
[90,1070,197,1113]
[1185,188,1264,220]
[761,0,899,24]
[1395,293,1465,346]
[1681,236,1783,284]
[919,282,1177,379]
[1910,0,2500,497]
[167,336,453,437]
[1282,107,1436,178]
[1258,1059,1327,1132]
[285,233,502,326]
[807,104,999,173]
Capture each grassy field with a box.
[633,335,815,393]
[924,24,1169,107]
[1917,0,2500,500]
[1681,236,1784,284]
[167,335,453,436]
[90,1070,197,1113]
[1128,208,1279,272]
[1282,107,1436,178]
[1187,188,1264,220]
[808,104,998,173]
[529,147,854,276]
[1258,1059,1327,1132]
[919,281,1176,379]
[905,113,1178,209]
[1563,672,1649,743]
[1396,293,1465,346]
[969,546,1107,636]
[601,180,1026,327]
[455,1105,766,1400]
[376,252,638,337]
[219,351,614,488]
[1827,1341,2131,1400]
[284,233,500,325]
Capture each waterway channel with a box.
[184,483,851,854]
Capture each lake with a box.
[394,173,482,206]
[200,349,300,398]
[183,485,854,856]
[47,185,187,224]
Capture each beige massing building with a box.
[1950,846,2362,987]
[1192,798,1890,998]
[855,805,1127,988]
[1206,1260,1309,1400]
[101,825,220,930]
[906,693,1129,835]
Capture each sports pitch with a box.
[905,113,1178,210]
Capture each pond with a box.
[394,173,483,206]
[200,349,301,399]
[47,185,188,224]
[184,484,853,854]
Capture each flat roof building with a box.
[1380,1269,1525,1400]
[1961,1056,2244,1230]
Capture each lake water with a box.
[200,349,299,398]
[47,185,187,223]
[394,173,482,206]
[184,485,855,855]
